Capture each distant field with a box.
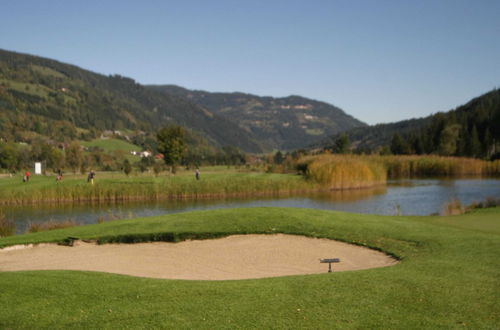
[0,78,52,98]
[80,138,141,153]
[0,207,499,328]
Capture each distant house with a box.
[130,151,153,158]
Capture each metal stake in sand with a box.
[320,258,340,273]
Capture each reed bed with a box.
[297,154,500,189]
[374,155,500,178]
[0,172,321,205]
[298,155,387,189]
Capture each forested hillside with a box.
[0,49,262,152]
[149,85,366,150]
[320,89,500,159]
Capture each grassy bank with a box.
[1,156,498,205]
[0,207,499,328]
[0,169,320,205]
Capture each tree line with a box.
[321,89,500,160]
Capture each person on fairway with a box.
[87,170,95,185]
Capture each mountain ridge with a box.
[0,49,263,152]
[148,84,367,150]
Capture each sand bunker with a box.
[0,234,397,280]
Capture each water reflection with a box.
[2,179,499,234]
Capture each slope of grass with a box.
[0,207,499,328]
[80,138,141,153]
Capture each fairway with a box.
[0,207,499,328]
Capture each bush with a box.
[27,219,79,233]
[441,199,465,216]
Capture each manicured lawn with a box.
[0,207,499,328]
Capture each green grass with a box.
[0,78,52,98]
[1,207,499,328]
[30,64,67,79]
[0,170,319,205]
[81,138,141,153]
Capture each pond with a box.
[3,178,499,234]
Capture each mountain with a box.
[319,89,500,159]
[319,117,432,151]
[0,49,263,152]
[148,85,367,150]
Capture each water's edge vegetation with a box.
[299,154,500,189]
[0,155,498,205]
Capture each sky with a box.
[1,0,499,125]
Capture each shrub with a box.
[441,199,465,216]
[27,219,79,233]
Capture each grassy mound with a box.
[0,207,499,328]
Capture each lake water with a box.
[3,178,499,234]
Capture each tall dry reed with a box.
[297,154,499,189]
[299,155,387,189]
[0,211,15,237]
[375,155,498,178]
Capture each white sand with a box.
[0,234,397,280]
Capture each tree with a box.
[390,134,410,155]
[273,151,284,164]
[333,134,350,154]
[467,126,481,158]
[153,161,164,176]
[47,148,65,172]
[156,125,186,174]
[65,142,83,173]
[123,159,132,176]
[137,156,153,173]
[0,142,19,172]
[438,124,460,156]
[222,146,245,166]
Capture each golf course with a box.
[1,206,499,329]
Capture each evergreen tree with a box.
[333,134,351,154]
[468,126,481,158]
[390,134,410,155]
[273,151,284,164]
[438,124,460,156]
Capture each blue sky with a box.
[1,0,499,124]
